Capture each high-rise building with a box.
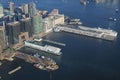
[18,32,29,46]
[32,14,43,35]
[20,17,33,37]
[0,4,4,18]
[15,13,23,21]
[0,22,7,52]
[22,4,29,14]
[7,21,21,45]
[28,2,37,17]
[4,9,11,16]
[43,14,64,33]
[9,2,14,14]
[43,17,54,33]
[53,14,64,25]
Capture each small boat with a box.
[115,8,119,13]
[108,17,117,21]
[80,0,87,5]
[80,0,89,5]
[34,63,45,70]
[33,53,40,58]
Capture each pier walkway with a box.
[56,25,117,41]
[43,39,66,46]
[8,66,21,75]
[58,26,102,37]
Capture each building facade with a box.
[28,2,37,17]
[4,9,11,16]
[32,14,43,35]
[22,4,29,14]
[7,21,21,46]
[0,22,7,52]
[43,14,64,33]
[9,2,14,14]
[20,18,33,37]
[0,4,4,18]
[18,32,29,46]
[43,16,54,33]
[53,14,64,25]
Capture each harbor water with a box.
[0,0,120,80]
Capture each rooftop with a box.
[54,14,64,20]
[20,18,31,21]
[7,21,20,26]
[44,14,64,21]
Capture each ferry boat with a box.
[115,8,119,13]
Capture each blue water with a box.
[0,0,120,80]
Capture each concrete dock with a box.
[8,66,21,75]
[56,25,117,41]
[43,39,66,46]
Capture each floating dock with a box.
[56,25,117,41]
[43,39,66,46]
[8,66,21,75]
